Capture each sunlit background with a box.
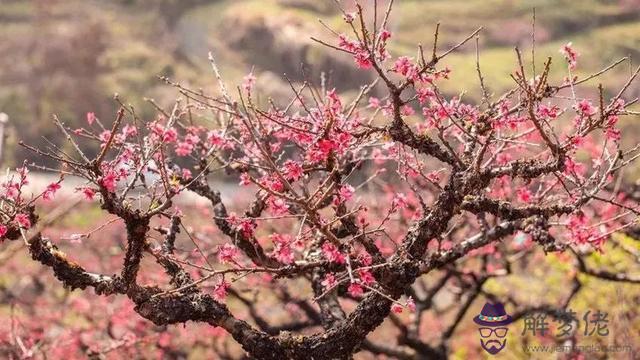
[2,0,640,167]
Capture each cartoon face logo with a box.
[473,302,513,355]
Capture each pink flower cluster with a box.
[560,42,579,70]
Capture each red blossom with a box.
[213,279,231,301]
[391,303,404,314]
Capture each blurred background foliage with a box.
[1,0,640,167]
[1,1,640,358]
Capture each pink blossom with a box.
[236,219,256,237]
[379,29,392,42]
[401,105,415,116]
[271,234,294,264]
[239,173,252,186]
[338,34,358,52]
[242,72,256,91]
[99,130,112,143]
[417,87,435,104]
[576,99,596,117]
[560,42,579,70]
[567,213,598,245]
[308,139,337,162]
[15,213,31,228]
[318,139,336,153]
[282,160,304,181]
[367,97,380,109]
[564,157,586,177]
[343,12,355,23]
[426,171,440,184]
[327,89,342,113]
[496,153,512,165]
[269,197,289,215]
[568,135,585,149]
[42,182,62,201]
[162,127,178,143]
[217,244,239,264]
[354,51,372,69]
[392,193,408,209]
[175,141,194,157]
[207,130,225,147]
[606,127,621,141]
[17,166,29,184]
[334,132,353,153]
[392,56,413,76]
[516,188,532,203]
[358,252,373,266]
[322,242,345,264]
[100,172,118,193]
[348,283,364,297]
[274,245,294,264]
[357,269,375,285]
[86,112,96,125]
[321,273,337,290]
[260,176,284,193]
[406,297,416,312]
[184,133,200,145]
[336,184,355,204]
[42,191,54,201]
[537,104,560,119]
[2,182,19,200]
[0,225,7,238]
[121,124,138,138]
[606,114,619,127]
[79,187,96,200]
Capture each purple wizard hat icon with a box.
[473,302,513,355]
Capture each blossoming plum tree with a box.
[2,2,640,359]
